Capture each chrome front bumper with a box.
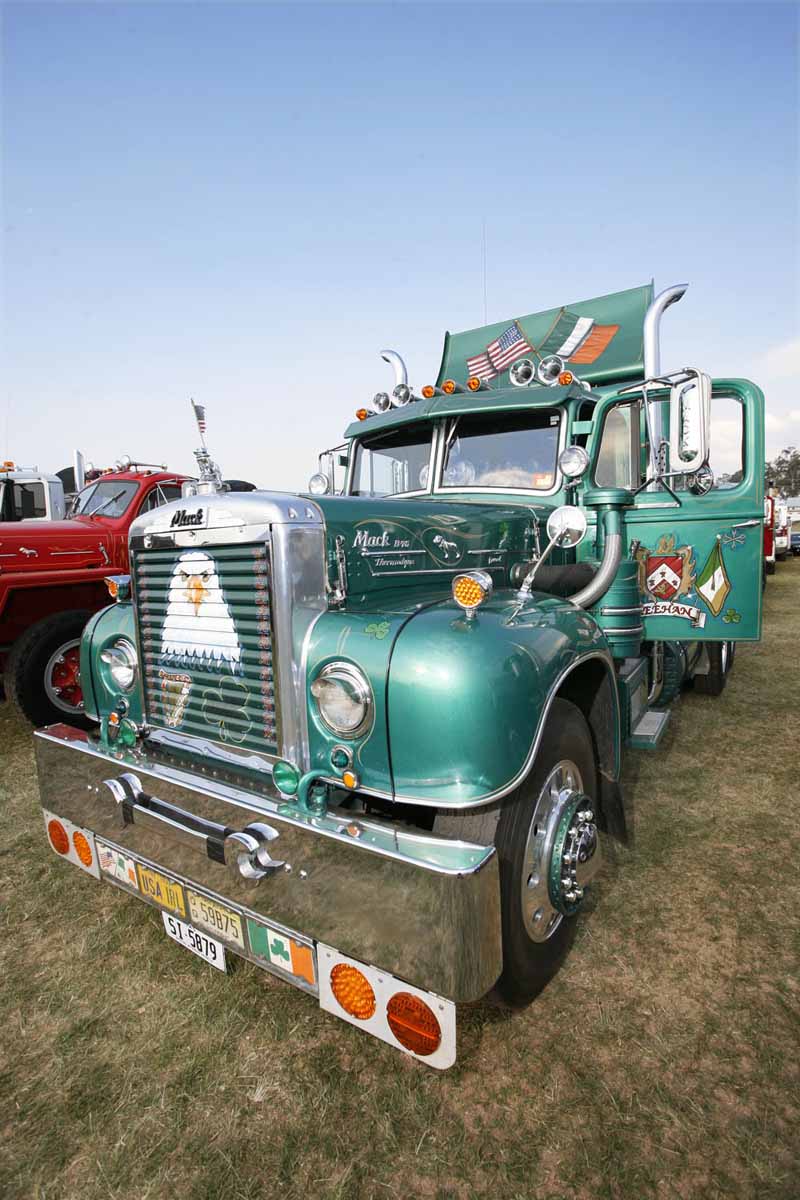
[34,726,502,1002]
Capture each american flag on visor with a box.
[467,322,533,381]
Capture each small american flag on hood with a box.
[191,399,207,436]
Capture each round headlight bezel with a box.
[558,444,591,480]
[310,662,373,739]
[100,638,138,693]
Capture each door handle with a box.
[102,772,286,882]
[730,519,760,529]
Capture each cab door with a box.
[588,379,764,641]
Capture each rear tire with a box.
[693,642,732,697]
[766,560,776,575]
[435,699,600,1007]
[4,610,93,728]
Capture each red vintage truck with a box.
[1,464,189,726]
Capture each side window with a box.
[595,403,640,489]
[705,395,744,487]
[138,484,183,514]
[13,482,47,518]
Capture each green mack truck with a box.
[34,284,764,1069]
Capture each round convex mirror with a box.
[546,505,588,548]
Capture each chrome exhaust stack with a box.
[380,349,409,388]
[643,284,687,378]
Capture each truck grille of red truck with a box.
[132,542,279,755]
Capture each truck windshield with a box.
[74,480,138,517]
[351,425,433,496]
[441,409,561,490]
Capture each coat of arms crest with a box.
[633,534,707,629]
[635,533,694,601]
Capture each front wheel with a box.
[434,698,602,1007]
[4,610,94,728]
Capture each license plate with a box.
[187,889,245,950]
[136,864,186,916]
[162,912,226,972]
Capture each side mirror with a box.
[669,370,711,474]
[546,505,588,548]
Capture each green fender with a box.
[387,591,620,808]
[80,602,144,726]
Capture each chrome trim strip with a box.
[604,625,644,637]
[599,606,642,616]
[387,649,619,810]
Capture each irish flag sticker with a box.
[247,918,316,990]
[696,541,732,617]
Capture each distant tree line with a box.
[764,446,800,496]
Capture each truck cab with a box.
[0,465,66,521]
[32,284,764,1069]
[1,464,189,726]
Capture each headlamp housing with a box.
[310,662,373,739]
[100,638,138,692]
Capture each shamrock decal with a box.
[202,677,252,744]
[365,620,391,640]
[722,608,742,624]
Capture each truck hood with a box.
[314,495,550,601]
[0,516,115,573]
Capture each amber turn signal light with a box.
[73,831,93,868]
[467,376,482,391]
[386,992,442,1056]
[330,963,376,1020]
[452,569,493,617]
[442,379,457,395]
[47,819,70,856]
[341,769,359,791]
[421,385,436,398]
[558,370,574,386]
[355,408,370,421]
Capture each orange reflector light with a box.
[467,376,481,391]
[341,769,359,790]
[355,408,369,421]
[558,370,574,386]
[105,578,119,599]
[330,963,376,1020]
[453,576,485,608]
[421,385,435,399]
[48,819,70,856]
[386,992,442,1056]
[442,379,456,394]
[73,831,93,868]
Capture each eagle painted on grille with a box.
[160,550,242,673]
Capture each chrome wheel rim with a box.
[44,639,84,714]
[521,758,583,943]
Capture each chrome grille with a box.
[133,541,279,754]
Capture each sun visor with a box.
[437,283,654,389]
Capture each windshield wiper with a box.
[84,489,126,517]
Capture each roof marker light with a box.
[355,409,371,422]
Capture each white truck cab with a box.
[0,465,66,521]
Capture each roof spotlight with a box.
[392,384,412,406]
[373,391,392,412]
[509,358,536,388]
[537,355,565,386]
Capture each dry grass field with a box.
[2,562,798,1200]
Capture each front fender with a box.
[80,602,143,725]
[387,592,613,807]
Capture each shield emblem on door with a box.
[644,555,684,600]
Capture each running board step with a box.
[629,708,671,749]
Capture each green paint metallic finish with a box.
[80,602,144,726]
[547,795,585,916]
[304,608,411,795]
[315,495,540,599]
[273,759,299,796]
[387,592,615,806]
[589,559,643,660]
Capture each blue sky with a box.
[2,1,798,487]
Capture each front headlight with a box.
[100,638,138,692]
[310,662,373,738]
